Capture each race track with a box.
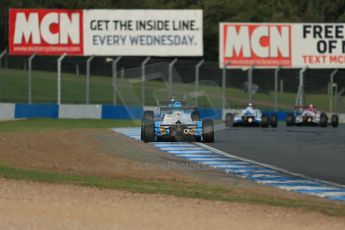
[209,124,345,185]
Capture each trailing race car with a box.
[141,100,214,143]
[286,104,338,127]
[225,103,278,128]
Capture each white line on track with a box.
[258,180,317,184]
[168,150,212,154]
[278,186,340,191]
[174,154,220,158]
[160,147,205,151]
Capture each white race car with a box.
[225,103,278,128]
[141,100,214,142]
[286,105,338,127]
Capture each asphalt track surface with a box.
[208,124,345,185]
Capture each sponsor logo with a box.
[9,9,83,55]
[221,24,292,67]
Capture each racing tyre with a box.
[143,110,154,120]
[320,113,328,127]
[286,113,294,126]
[202,119,214,143]
[191,110,200,121]
[142,119,155,142]
[331,114,339,128]
[261,114,269,128]
[270,113,278,128]
[140,120,144,141]
[225,113,234,127]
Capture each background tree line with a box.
[1,0,345,60]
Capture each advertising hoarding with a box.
[220,23,345,68]
[9,9,203,56]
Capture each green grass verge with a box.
[0,164,344,217]
[0,68,340,111]
[0,118,138,133]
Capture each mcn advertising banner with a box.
[9,9,203,56]
[220,22,345,68]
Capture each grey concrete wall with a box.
[0,103,15,120]
[143,106,159,116]
[59,104,102,119]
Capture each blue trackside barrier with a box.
[199,108,222,120]
[15,104,59,119]
[3,103,298,121]
[102,105,143,119]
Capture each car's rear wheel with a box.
[225,113,234,127]
[191,110,200,121]
[142,119,155,142]
[202,119,214,143]
[270,113,278,128]
[143,110,154,120]
[331,114,339,128]
[320,113,328,127]
[261,114,269,128]
[286,113,294,126]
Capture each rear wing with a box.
[293,105,318,114]
[160,106,197,111]
[157,100,197,114]
[158,100,195,108]
[158,100,187,106]
[294,105,308,109]
[294,105,317,109]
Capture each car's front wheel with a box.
[191,110,200,121]
[140,120,145,141]
[194,135,202,142]
[202,119,214,143]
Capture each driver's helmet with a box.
[248,102,253,108]
[308,104,314,110]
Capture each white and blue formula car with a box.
[225,103,278,128]
[141,100,214,143]
[286,105,338,127]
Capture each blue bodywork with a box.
[152,101,203,139]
